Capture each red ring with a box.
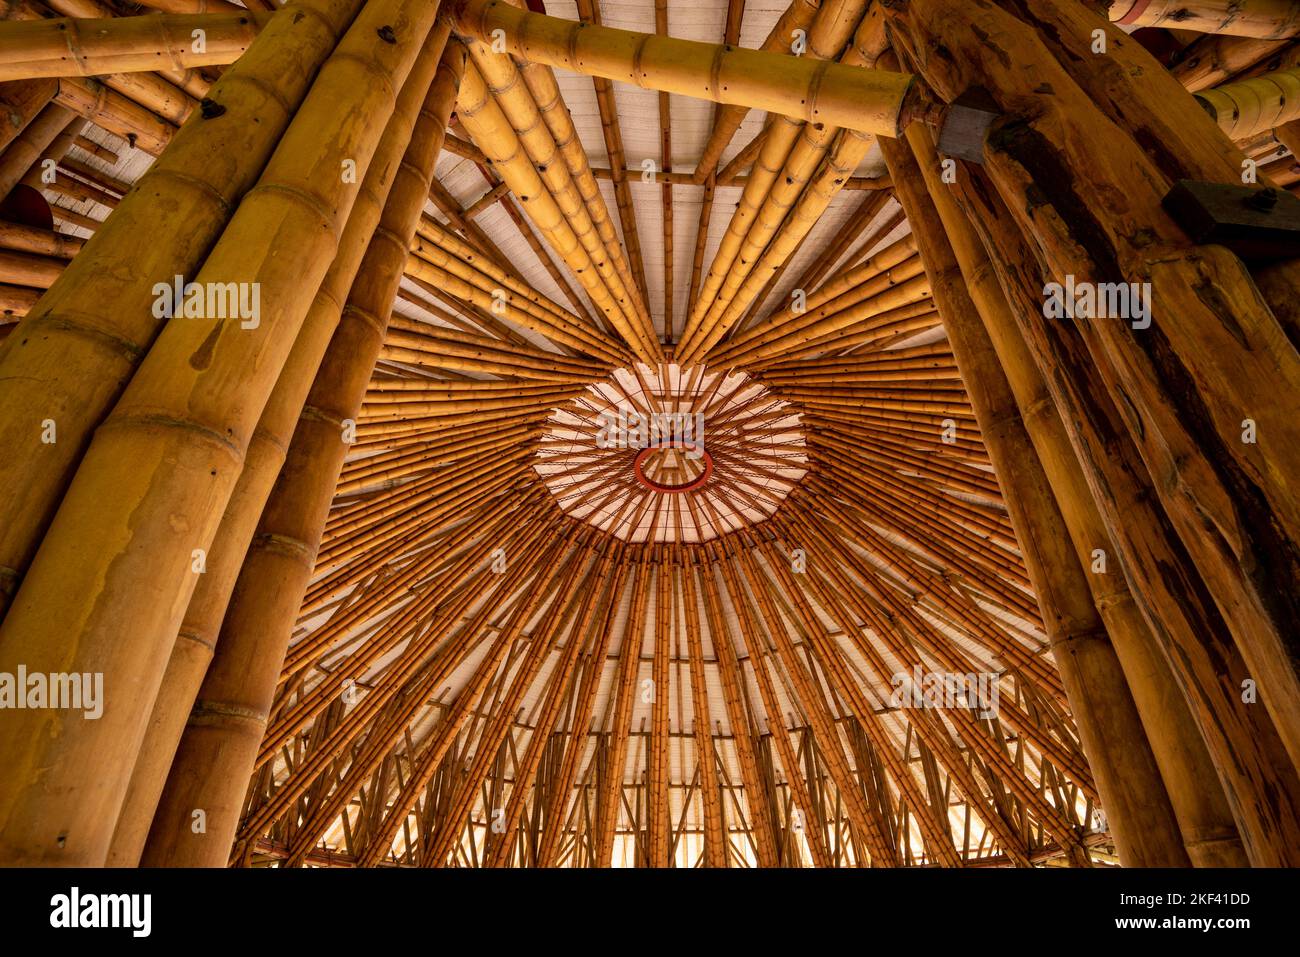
[633,441,713,493]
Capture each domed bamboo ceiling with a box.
[2,0,1299,872]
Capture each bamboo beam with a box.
[1110,0,1300,38]
[0,12,270,81]
[573,0,650,311]
[445,0,920,138]
[1197,65,1300,138]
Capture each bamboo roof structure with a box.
[1,0,1299,871]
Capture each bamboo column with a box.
[0,0,443,866]
[0,0,364,621]
[887,0,1300,780]
[937,143,1300,864]
[140,38,466,869]
[879,123,1189,867]
[903,117,1248,868]
[106,21,454,867]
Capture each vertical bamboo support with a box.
[140,39,465,868]
[105,22,454,867]
[0,0,443,866]
[888,0,1300,783]
[879,127,1190,867]
[0,0,364,621]
[943,154,1300,865]
[904,120,1248,868]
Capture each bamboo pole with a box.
[889,0,1300,779]
[461,34,657,352]
[880,125,1188,866]
[106,22,454,867]
[0,0,443,866]
[0,77,56,152]
[0,218,83,257]
[53,76,173,155]
[140,37,465,869]
[677,0,871,356]
[904,119,1247,867]
[455,55,659,363]
[0,0,363,624]
[572,0,649,309]
[445,0,919,138]
[1197,66,1300,138]
[1110,0,1300,38]
[0,12,271,81]
[941,147,1300,863]
[0,101,74,197]
[682,2,887,362]
[692,0,820,183]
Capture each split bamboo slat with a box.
[0,0,444,866]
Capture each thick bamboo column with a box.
[446,0,918,138]
[0,12,271,81]
[880,129,1188,868]
[0,0,442,866]
[905,120,1247,868]
[140,39,466,869]
[943,150,1300,865]
[0,0,363,622]
[106,22,453,868]
[887,0,1300,780]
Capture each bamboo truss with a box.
[0,0,1296,872]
